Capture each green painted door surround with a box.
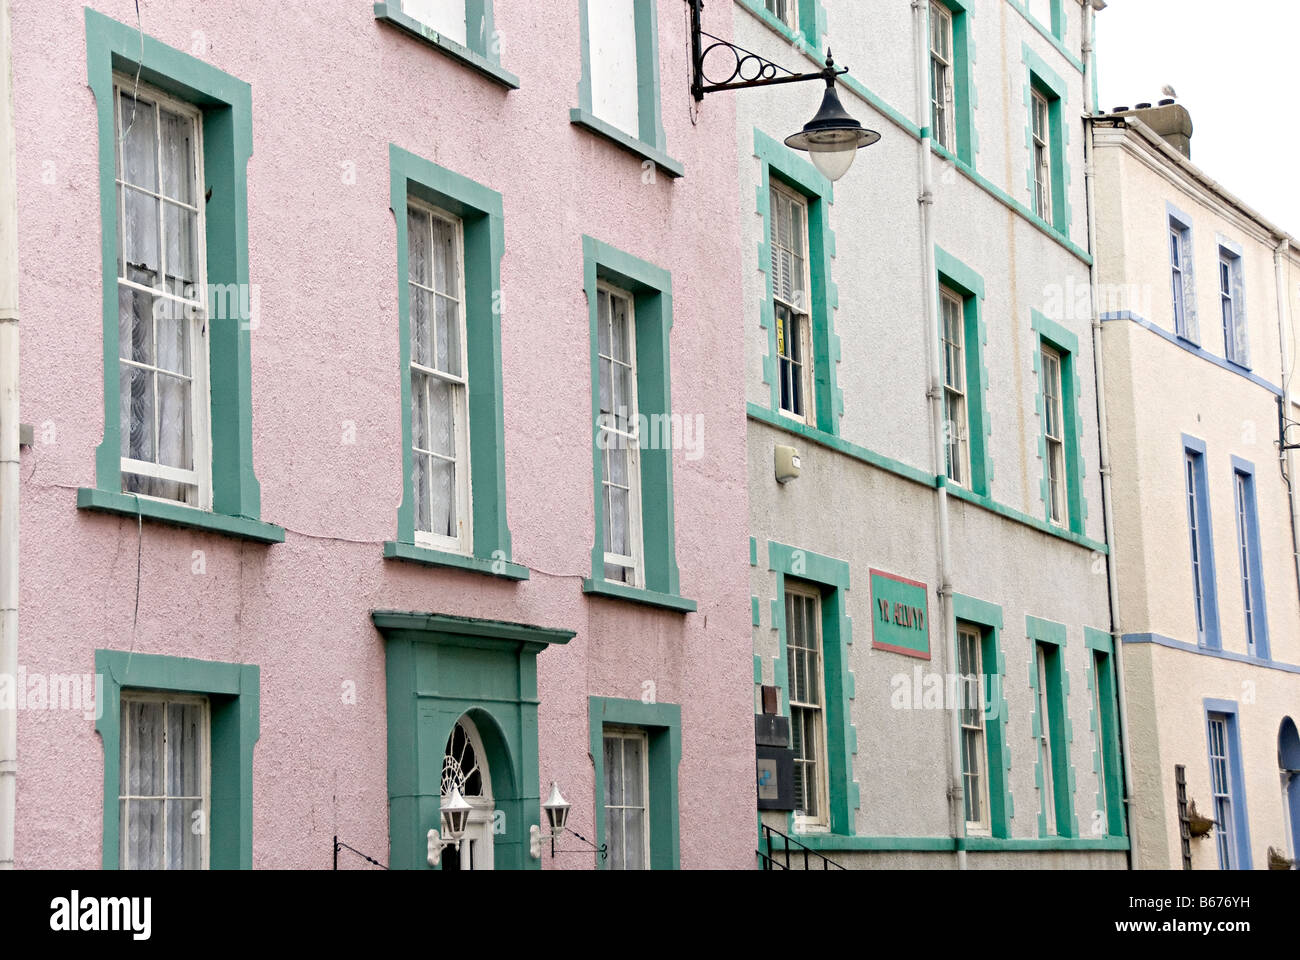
[372,611,574,870]
[589,697,682,869]
[95,649,261,870]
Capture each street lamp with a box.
[783,59,880,181]
[425,785,472,868]
[688,0,879,181]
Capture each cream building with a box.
[1093,104,1300,869]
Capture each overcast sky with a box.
[1095,0,1299,236]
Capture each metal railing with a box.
[758,824,846,870]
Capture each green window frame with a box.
[1049,0,1067,41]
[373,0,519,89]
[739,0,827,52]
[952,594,1012,838]
[929,0,977,167]
[571,0,682,177]
[383,145,525,580]
[1022,44,1070,235]
[589,697,682,870]
[767,541,857,837]
[581,236,693,613]
[1026,616,1076,838]
[754,129,842,436]
[1032,310,1086,535]
[1084,628,1126,839]
[935,247,992,495]
[77,9,282,545]
[95,649,260,870]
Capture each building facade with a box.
[1093,106,1300,870]
[742,0,1127,866]
[2,0,756,869]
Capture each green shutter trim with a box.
[1006,2,1084,72]
[767,541,858,834]
[386,144,517,576]
[1031,310,1087,535]
[753,129,843,434]
[1026,615,1076,838]
[935,0,978,167]
[749,536,758,567]
[1022,43,1072,236]
[372,611,574,870]
[748,403,1107,552]
[952,594,1013,837]
[581,236,693,612]
[1049,0,1066,40]
[934,246,994,495]
[95,649,260,869]
[81,9,280,543]
[373,2,520,89]
[737,0,826,51]
[589,697,682,869]
[572,0,682,177]
[1084,627,1126,838]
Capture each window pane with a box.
[429,458,455,538]
[158,108,194,204]
[156,373,192,471]
[622,808,645,869]
[121,362,156,462]
[163,203,199,296]
[408,209,430,286]
[118,285,155,365]
[123,798,164,870]
[410,285,433,367]
[166,798,203,870]
[118,92,158,191]
[603,736,621,807]
[167,702,204,798]
[435,293,460,376]
[428,376,455,458]
[122,187,161,286]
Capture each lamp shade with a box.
[441,785,472,842]
[784,78,880,182]
[542,781,570,837]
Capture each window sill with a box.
[582,578,697,613]
[569,109,684,179]
[76,488,285,544]
[384,541,530,580]
[374,4,520,90]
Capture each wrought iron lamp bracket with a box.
[688,0,846,101]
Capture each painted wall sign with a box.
[869,568,931,659]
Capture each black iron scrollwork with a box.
[698,30,798,88]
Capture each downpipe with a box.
[1082,0,1139,869]
[911,0,966,871]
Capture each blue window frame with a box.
[1183,435,1221,649]
[1167,203,1198,343]
[1231,457,1269,659]
[1204,700,1252,869]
